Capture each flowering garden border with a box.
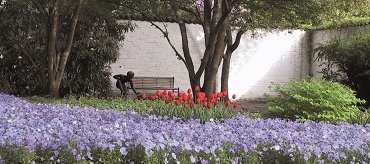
[1,93,370,163]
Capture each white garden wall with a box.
[111,21,311,99]
[226,30,309,99]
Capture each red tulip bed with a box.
[134,86,242,123]
[142,87,238,109]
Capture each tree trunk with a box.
[47,0,83,98]
[47,1,59,98]
[203,23,227,96]
[220,27,245,99]
[221,52,231,92]
[169,0,201,96]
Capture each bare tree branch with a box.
[151,22,187,64]
[120,3,190,70]
[203,0,212,46]
[170,0,197,78]
[229,28,245,52]
[211,0,232,35]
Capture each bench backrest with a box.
[130,76,175,89]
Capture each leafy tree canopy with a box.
[119,0,370,30]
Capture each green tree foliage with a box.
[0,1,48,95]
[314,0,370,28]
[315,30,370,107]
[0,0,134,97]
[264,78,365,123]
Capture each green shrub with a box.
[315,30,370,107]
[264,78,365,123]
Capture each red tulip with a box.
[194,86,200,92]
[232,94,237,99]
[165,97,172,104]
[141,94,147,100]
[188,94,193,100]
[168,91,174,96]
[156,90,161,96]
[190,102,195,108]
[196,92,202,99]
[202,101,208,108]
[175,100,181,106]
[207,102,214,109]
[225,100,232,107]
[222,90,228,97]
[150,95,156,101]
[184,102,189,108]
[233,103,239,108]
[197,92,206,100]
[178,92,183,98]
[182,94,188,101]
[187,88,192,94]
[196,98,201,104]
[162,90,168,95]
[217,92,223,98]
[215,101,220,106]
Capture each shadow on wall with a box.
[228,30,308,99]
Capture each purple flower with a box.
[119,147,127,156]
[76,154,82,161]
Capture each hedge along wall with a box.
[310,25,370,79]
[110,20,311,99]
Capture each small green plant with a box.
[264,78,365,123]
[351,108,370,125]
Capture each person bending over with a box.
[113,71,140,98]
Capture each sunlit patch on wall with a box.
[228,30,307,99]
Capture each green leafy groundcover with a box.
[1,93,370,163]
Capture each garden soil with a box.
[235,98,269,114]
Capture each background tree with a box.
[0,0,134,97]
[122,0,370,98]
[32,0,83,98]
[0,1,48,95]
[59,1,134,97]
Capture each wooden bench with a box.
[126,76,179,93]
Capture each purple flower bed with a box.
[0,93,370,162]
